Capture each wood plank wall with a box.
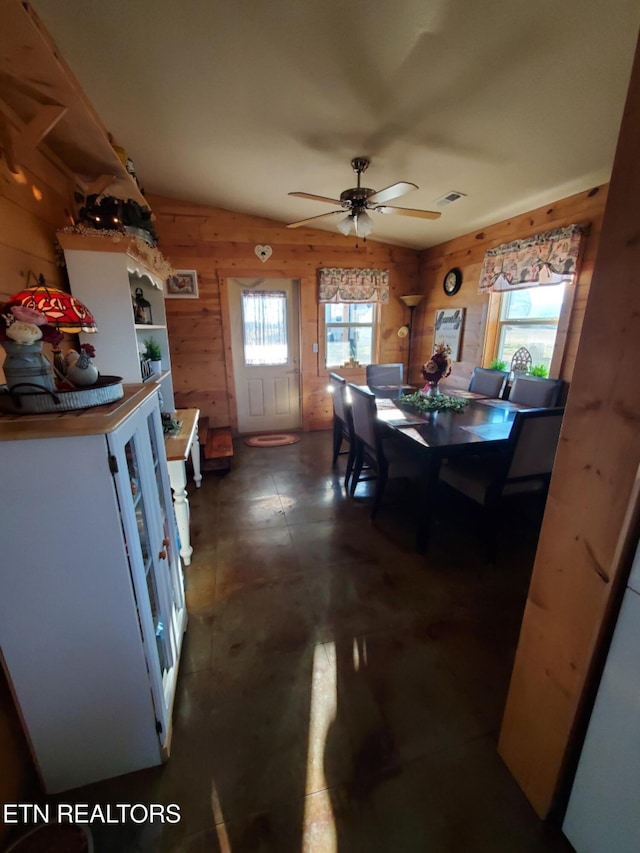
[415,185,609,391]
[0,150,74,842]
[147,195,421,431]
[499,38,640,819]
[150,184,607,433]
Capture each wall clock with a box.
[443,267,462,296]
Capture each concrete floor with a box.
[49,432,575,852]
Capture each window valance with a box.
[478,225,585,294]
[318,268,389,303]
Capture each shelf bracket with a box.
[17,104,68,150]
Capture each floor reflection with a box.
[40,431,574,852]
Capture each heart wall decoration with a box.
[255,245,273,263]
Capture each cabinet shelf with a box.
[59,234,175,412]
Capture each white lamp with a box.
[337,215,353,236]
[356,211,373,237]
[337,210,374,239]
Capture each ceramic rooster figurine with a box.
[66,343,99,386]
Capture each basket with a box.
[0,376,124,414]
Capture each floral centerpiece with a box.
[421,341,452,397]
[397,390,469,414]
[1,303,62,392]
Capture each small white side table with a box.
[164,408,201,566]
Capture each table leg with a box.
[416,453,442,554]
[190,432,202,488]
[167,459,193,566]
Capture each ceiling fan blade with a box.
[375,205,441,220]
[286,210,343,228]
[288,191,344,205]
[366,181,418,205]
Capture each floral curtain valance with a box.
[478,225,585,294]
[318,268,390,303]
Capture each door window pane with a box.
[242,290,288,366]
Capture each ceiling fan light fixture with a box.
[337,215,353,236]
[357,210,373,237]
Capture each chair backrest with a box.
[509,375,563,408]
[468,367,508,397]
[348,384,378,454]
[506,407,564,482]
[329,372,348,423]
[365,363,403,387]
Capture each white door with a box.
[229,278,301,433]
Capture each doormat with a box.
[244,433,301,447]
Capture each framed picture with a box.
[166,269,199,299]
[434,307,465,361]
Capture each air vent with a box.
[434,191,467,207]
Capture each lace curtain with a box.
[241,290,288,366]
[478,224,585,294]
[318,268,389,303]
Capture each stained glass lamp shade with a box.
[8,282,97,333]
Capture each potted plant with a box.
[529,364,549,377]
[143,337,162,375]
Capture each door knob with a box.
[158,550,167,560]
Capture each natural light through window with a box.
[325,303,375,367]
[242,290,288,366]
[495,284,565,373]
[302,642,338,852]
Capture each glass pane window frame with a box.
[493,283,568,375]
[323,301,378,369]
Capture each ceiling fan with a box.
[286,157,441,238]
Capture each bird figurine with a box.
[66,343,99,387]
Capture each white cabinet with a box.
[57,232,175,412]
[0,384,186,793]
[563,539,640,852]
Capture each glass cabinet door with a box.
[108,391,184,739]
[124,434,173,678]
[145,409,185,660]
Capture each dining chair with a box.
[348,383,417,519]
[438,407,565,561]
[365,363,404,388]
[329,371,356,490]
[468,367,509,397]
[509,374,563,407]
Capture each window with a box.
[241,290,288,366]
[324,302,376,368]
[495,284,565,373]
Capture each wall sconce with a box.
[399,294,425,381]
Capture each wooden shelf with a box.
[56,231,173,282]
[0,1,148,208]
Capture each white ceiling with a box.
[32,0,640,249]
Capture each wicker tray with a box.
[0,376,124,414]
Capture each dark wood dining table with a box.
[361,386,531,552]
